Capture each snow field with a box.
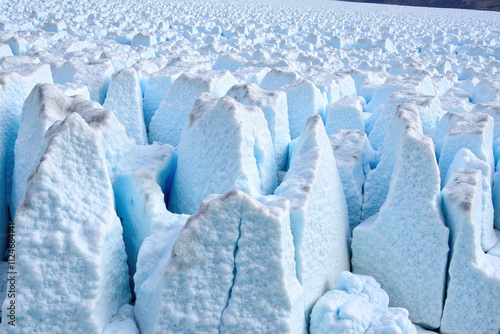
[0,0,499,332]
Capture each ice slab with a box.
[441,168,500,334]
[352,105,449,329]
[11,83,134,219]
[0,64,52,255]
[148,70,238,146]
[284,79,325,139]
[330,130,375,233]
[439,112,494,188]
[226,83,290,170]
[325,95,365,134]
[103,67,147,145]
[369,90,444,151]
[275,115,350,323]
[169,94,277,215]
[1,113,130,333]
[444,148,497,252]
[135,190,304,334]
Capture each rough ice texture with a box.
[54,58,115,104]
[226,82,291,170]
[11,83,134,219]
[103,67,147,145]
[352,105,449,329]
[0,64,52,255]
[1,113,130,333]
[366,75,436,113]
[362,104,422,220]
[325,95,365,134]
[329,130,375,233]
[441,169,500,334]
[102,304,139,334]
[444,149,497,252]
[439,112,494,188]
[148,70,238,146]
[142,67,183,127]
[113,143,177,281]
[369,90,444,151]
[169,94,277,215]
[310,272,417,334]
[135,190,304,334]
[275,115,350,323]
[284,79,325,139]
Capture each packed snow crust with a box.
[0,0,499,333]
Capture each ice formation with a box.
[352,105,449,329]
[310,272,417,334]
[0,0,499,331]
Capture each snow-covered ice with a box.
[0,0,499,331]
[310,272,417,334]
[352,105,449,329]
[441,168,500,334]
[1,113,130,333]
[135,190,304,334]
[169,94,277,214]
[275,115,350,322]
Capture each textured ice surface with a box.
[325,95,366,134]
[103,67,147,145]
[362,104,423,220]
[441,169,500,334]
[11,83,134,218]
[226,83,291,170]
[284,79,325,139]
[0,64,52,255]
[439,112,494,188]
[1,0,500,331]
[369,90,444,151]
[444,148,497,252]
[102,304,139,334]
[135,190,304,334]
[1,113,130,333]
[275,115,350,322]
[148,70,238,146]
[113,143,177,282]
[169,94,277,214]
[329,130,375,233]
[352,105,449,328]
[310,272,417,334]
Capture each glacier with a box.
[0,0,499,332]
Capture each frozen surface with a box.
[102,304,139,334]
[1,0,500,331]
[275,115,350,322]
[352,105,449,329]
[441,169,500,334]
[148,70,238,146]
[329,130,375,233]
[135,190,304,334]
[169,94,277,214]
[226,83,291,170]
[103,67,147,145]
[310,272,417,334]
[1,113,130,333]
